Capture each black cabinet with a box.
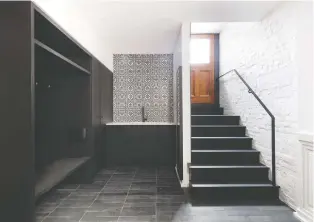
[0,2,113,222]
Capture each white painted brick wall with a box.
[219,2,305,209]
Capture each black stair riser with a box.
[191,105,224,115]
[191,167,269,183]
[192,152,260,165]
[190,186,279,203]
[191,108,224,115]
[192,127,246,137]
[192,116,240,125]
[192,138,252,150]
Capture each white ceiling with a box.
[35,0,281,54]
[191,22,227,34]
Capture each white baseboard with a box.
[175,166,190,188]
[295,132,313,222]
[298,131,313,143]
[180,181,189,188]
[174,166,181,184]
[294,209,313,222]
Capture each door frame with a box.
[214,34,220,105]
[190,33,220,106]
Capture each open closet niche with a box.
[34,9,92,199]
[0,3,113,220]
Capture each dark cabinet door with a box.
[91,59,103,168]
[100,66,113,124]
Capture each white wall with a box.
[173,28,182,124]
[219,1,313,216]
[33,0,113,71]
[296,3,314,134]
[294,3,313,222]
[181,22,191,187]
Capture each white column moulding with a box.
[294,133,313,222]
[181,22,191,188]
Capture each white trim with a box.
[295,132,313,222]
[191,115,233,116]
[181,22,191,188]
[294,209,313,222]
[175,166,182,185]
[192,150,258,153]
[180,180,190,188]
[298,131,314,144]
[190,165,267,169]
[191,184,272,188]
[191,125,244,127]
[106,122,175,125]
[192,136,251,139]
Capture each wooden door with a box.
[190,34,215,104]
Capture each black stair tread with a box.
[191,125,245,127]
[190,165,267,168]
[191,184,275,188]
[192,149,259,152]
[192,137,252,139]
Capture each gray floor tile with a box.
[125,195,156,203]
[36,215,46,222]
[96,194,126,203]
[156,195,186,203]
[36,204,58,214]
[101,187,130,192]
[42,217,80,222]
[101,190,129,195]
[79,184,105,190]
[120,206,156,216]
[58,199,94,208]
[118,216,156,222]
[36,167,298,222]
[65,195,97,201]
[48,207,86,220]
[42,191,71,204]
[123,202,156,208]
[157,187,183,195]
[80,212,118,222]
[36,212,50,217]
[56,184,80,191]
[87,202,123,213]
[131,183,157,190]
[128,190,156,195]
[248,215,299,222]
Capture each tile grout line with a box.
[40,191,72,222]
[79,167,117,222]
[118,167,137,222]
[38,184,79,222]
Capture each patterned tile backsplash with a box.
[113,54,174,122]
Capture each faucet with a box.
[141,106,147,122]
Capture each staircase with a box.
[190,104,280,204]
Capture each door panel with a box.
[191,34,215,104]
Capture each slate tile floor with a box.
[36,167,299,222]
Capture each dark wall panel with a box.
[91,59,113,169]
[105,125,176,166]
[0,2,34,221]
[101,66,113,124]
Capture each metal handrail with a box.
[217,69,276,186]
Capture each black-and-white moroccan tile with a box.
[113,54,174,122]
